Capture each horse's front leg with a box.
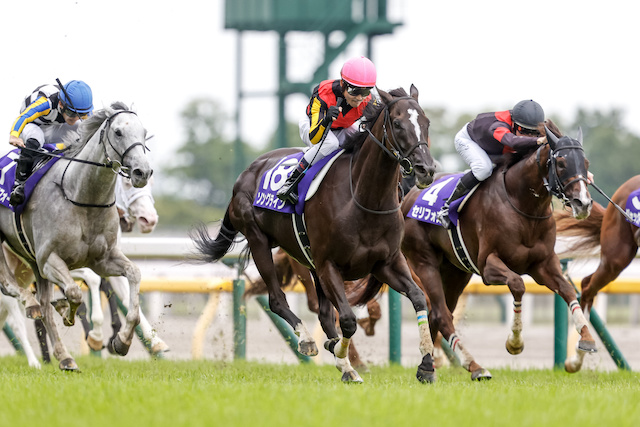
[373,253,436,383]
[314,264,362,383]
[71,268,104,351]
[109,276,169,355]
[483,253,527,355]
[530,255,597,373]
[95,253,141,357]
[35,276,77,371]
[40,253,83,327]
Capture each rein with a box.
[57,110,149,208]
[352,96,428,214]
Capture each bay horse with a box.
[0,102,152,371]
[555,174,640,371]
[192,86,438,383]
[356,125,597,380]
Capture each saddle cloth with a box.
[625,188,640,227]
[0,146,62,214]
[406,173,467,227]
[253,149,344,215]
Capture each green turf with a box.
[1,356,638,427]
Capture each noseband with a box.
[365,96,429,176]
[536,141,588,207]
[58,110,149,208]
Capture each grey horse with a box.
[0,102,153,370]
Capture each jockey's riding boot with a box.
[9,138,38,207]
[436,171,478,229]
[277,159,309,205]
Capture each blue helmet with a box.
[59,80,93,114]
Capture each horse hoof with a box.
[505,341,524,355]
[471,368,492,381]
[87,334,104,351]
[59,358,80,372]
[578,340,597,353]
[25,305,42,320]
[416,353,436,384]
[151,341,170,355]
[108,335,131,356]
[298,340,318,357]
[564,358,581,374]
[341,370,363,383]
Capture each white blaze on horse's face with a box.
[573,177,592,220]
[408,109,421,143]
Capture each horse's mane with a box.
[496,118,564,170]
[63,101,131,156]
[341,88,409,154]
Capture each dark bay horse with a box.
[0,103,152,370]
[192,86,438,383]
[357,126,597,380]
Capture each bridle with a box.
[58,110,150,208]
[364,96,429,176]
[351,96,430,215]
[502,140,587,219]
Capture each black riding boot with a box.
[437,171,478,229]
[277,159,308,205]
[9,138,38,207]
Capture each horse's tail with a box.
[554,201,605,255]
[190,209,238,264]
[349,275,385,306]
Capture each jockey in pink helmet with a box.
[277,56,377,205]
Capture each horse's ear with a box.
[545,125,559,150]
[104,105,116,117]
[410,84,419,101]
[378,88,392,105]
[576,127,583,145]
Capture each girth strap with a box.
[292,213,315,270]
[447,224,480,275]
[12,212,36,261]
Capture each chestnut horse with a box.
[356,126,597,380]
[555,174,640,371]
[192,86,438,383]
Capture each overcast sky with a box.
[2,0,638,168]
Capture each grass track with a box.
[1,355,639,427]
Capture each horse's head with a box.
[545,128,593,219]
[377,85,436,188]
[116,175,158,233]
[103,105,153,188]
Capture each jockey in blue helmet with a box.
[8,80,94,206]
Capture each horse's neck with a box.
[350,136,399,207]
[503,152,551,207]
[63,133,117,206]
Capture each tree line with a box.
[152,97,640,234]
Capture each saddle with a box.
[0,145,62,214]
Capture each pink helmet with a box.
[340,56,377,87]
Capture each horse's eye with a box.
[115,129,123,137]
[393,119,402,129]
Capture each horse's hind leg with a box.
[314,265,362,383]
[3,297,41,368]
[373,254,436,383]
[411,257,490,381]
[248,235,317,357]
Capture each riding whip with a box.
[589,181,635,223]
